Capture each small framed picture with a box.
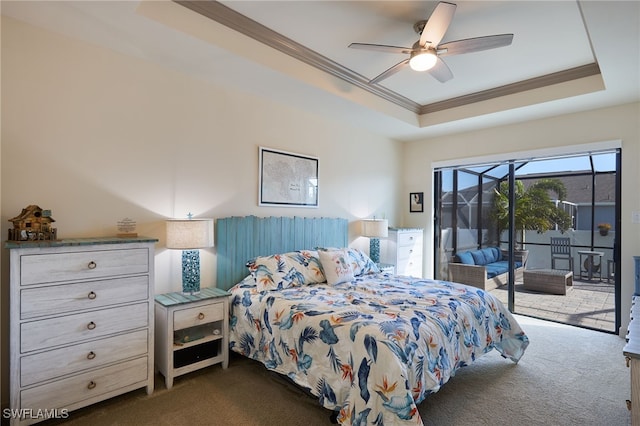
[410,192,424,213]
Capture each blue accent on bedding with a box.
[229,273,529,425]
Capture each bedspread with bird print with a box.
[229,273,529,426]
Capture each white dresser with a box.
[381,228,424,277]
[7,237,157,425]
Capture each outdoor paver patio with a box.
[489,277,616,332]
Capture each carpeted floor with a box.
[46,315,631,426]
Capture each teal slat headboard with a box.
[216,216,349,290]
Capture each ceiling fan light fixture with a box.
[409,50,437,71]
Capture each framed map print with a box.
[259,147,319,207]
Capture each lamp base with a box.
[181,249,201,295]
[369,238,381,264]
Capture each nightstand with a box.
[154,287,230,389]
[377,263,395,274]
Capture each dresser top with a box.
[4,236,158,249]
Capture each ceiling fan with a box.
[348,1,513,84]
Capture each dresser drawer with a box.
[20,356,148,412]
[20,248,149,286]
[174,302,224,331]
[21,329,148,387]
[397,245,420,261]
[21,276,149,320]
[397,258,422,276]
[21,303,149,353]
[397,232,422,247]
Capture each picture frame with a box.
[410,192,424,213]
[259,147,319,207]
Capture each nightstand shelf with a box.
[155,287,230,389]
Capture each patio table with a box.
[578,250,604,281]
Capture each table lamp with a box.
[166,217,214,295]
[362,218,388,263]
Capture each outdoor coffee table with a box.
[523,269,573,295]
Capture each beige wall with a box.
[2,10,639,411]
[0,16,403,406]
[403,101,640,334]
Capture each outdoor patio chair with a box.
[550,237,573,272]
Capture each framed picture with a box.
[410,192,424,213]
[259,147,319,207]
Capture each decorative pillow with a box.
[346,248,380,276]
[317,247,380,277]
[246,254,293,292]
[283,250,326,285]
[318,249,355,285]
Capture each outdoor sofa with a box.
[448,246,526,291]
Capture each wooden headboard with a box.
[216,216,348,290]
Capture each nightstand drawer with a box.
[21,302,149,353]
[20,276,149,320]
[20,248,149,286]
[21,329,148,387]
[174,302,224,331]
[21,356,148,412]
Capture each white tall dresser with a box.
[6,237,157,425]
[381,228,424,277]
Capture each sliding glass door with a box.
[434,149,620,333]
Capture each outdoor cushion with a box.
[470,250,487,265]
[485,260,523,278]
[457,251,475,265]
[481,247,500,264]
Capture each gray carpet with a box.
[51,315,631,426]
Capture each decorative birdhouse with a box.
[8,205,57,241]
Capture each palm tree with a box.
[492,178,573,247]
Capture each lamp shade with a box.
[362,219,389,238]
[166,219,214,249]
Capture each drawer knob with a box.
[198,312,205,320]
[87,321,96,330]
[87,351,96,360]
[88,261,97,270]
[88,291,97,300]
[87,381,97,390]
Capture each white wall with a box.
[0,16,403,406]
[403,102,640,335]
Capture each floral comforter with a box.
[229,273,529,426]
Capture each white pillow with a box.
[318,249,354,285]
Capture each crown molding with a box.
[176,1,601,119]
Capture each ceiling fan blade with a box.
[438,34,514,57]
[348,43,413,54]
[428,57,453,83]
[419,2,457,48]
[369,59,410,84]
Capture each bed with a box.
[218,216,529,426]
